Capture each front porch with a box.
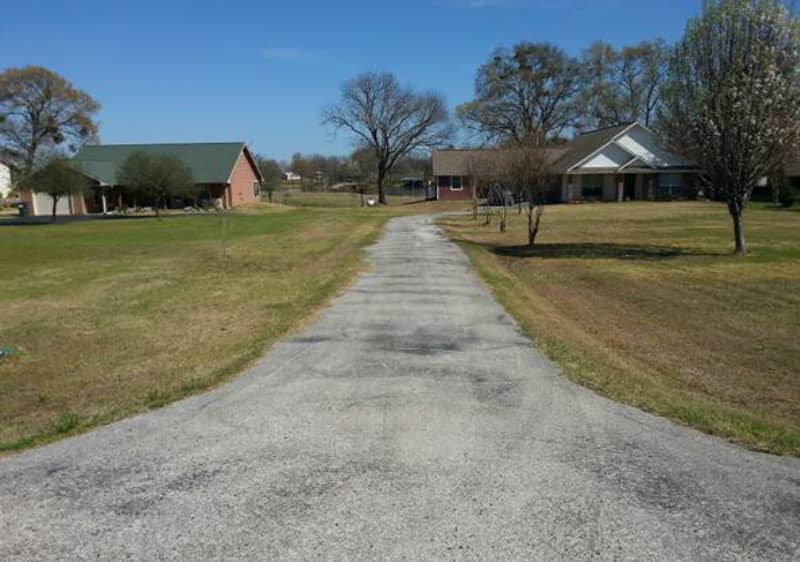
[84,183,234,214]
[561,171,696,203]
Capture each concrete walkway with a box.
[1,215,799,561]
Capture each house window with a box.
[658,173,681,199]
[582,174,604,199]
[437,176,465,191]
[253,180,261,197]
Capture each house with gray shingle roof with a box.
[20,142,263,216]
[432,122,699,203]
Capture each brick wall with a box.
[228,151,260,207]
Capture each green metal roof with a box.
[72,142,250,185]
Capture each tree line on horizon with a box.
[1,0,799,251]
[322,0,800,255]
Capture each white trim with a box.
[226,150,244,185]
[619,155,655,171]
[567,122,639,172]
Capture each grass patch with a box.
[0,198,471,453]
[440,201,800,456]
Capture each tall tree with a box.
[457,42,583,144]
[23,157,90,222]
[323,72,450,204]
[116,151,194,218]
[580,40,670,129]
[660,0,800,255]
[0,66,100,175]
[581,42,623,128]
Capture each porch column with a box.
[616,175,624,202]
[101,190,108,214]
[561,175,570,202]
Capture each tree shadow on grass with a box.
[491,242,720,261]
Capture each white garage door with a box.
[33,192,72,216]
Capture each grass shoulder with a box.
[439,201,800,456]
[0,203,390,453]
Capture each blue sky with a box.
[2,0,702,161]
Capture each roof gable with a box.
[581,143,634,170]
[551,123,635,173]
[72,142,249,185]
[558,122,691,173]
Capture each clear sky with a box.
[2,0,702,161]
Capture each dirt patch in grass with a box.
[440,201,800,456]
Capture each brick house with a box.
[432,122,699,203]
[20,142,263,216]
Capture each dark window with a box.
[582,174,604,199]
[657,173,681,199]
[438,176,464,190]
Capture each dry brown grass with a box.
[440,201,800,455]
[0,206,390,452]
[0,195,473,453]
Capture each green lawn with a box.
[440,201,800,456]
[0,195,472,453]
[0,204,400,452]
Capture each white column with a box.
[101,191,108,214]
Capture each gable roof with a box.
[550,123,636,173]
[433,122,695,177]
[72,142,261,185]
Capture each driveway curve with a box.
[1,215,799,561]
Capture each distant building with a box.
[282,171,302,182]
[0,162,11,199]
[432,122,698,202]
[20,142,263,216]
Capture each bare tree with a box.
[660,0,800,255]
[580,40,670,130]
[503,132,554,246]
[465,152,499,220]
[323,72,450,205]
[0,66,100,175]
[457,42,583,144]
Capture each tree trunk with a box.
[155,194,161,219]
[377,162,388,205]
[51,195,59,223]
[24,142,38,177]
[528,202,543,246]
[728,201,746,256]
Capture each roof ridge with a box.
[576,122,636,137]
[82,141,245,148]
